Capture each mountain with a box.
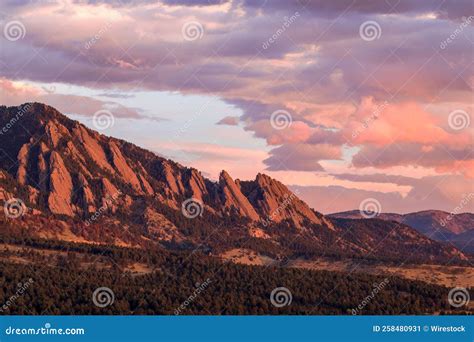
[0,103,469,263]
[329,210,474,253]
[0,103,325,227]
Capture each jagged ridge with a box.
[0,103,326,228]
[0,103,469,263]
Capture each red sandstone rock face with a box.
[188,169,207,201]
[108,141,143,194]
[78,173,96,213]
[219,170,260,221]
[16,143,30,185]
[238,173,331,228]
[72,124,115,173]
[47,151,74,216]
[161,160,186,196]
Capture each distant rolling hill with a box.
[329,210,474,253]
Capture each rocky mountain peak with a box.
[218,170,260,220]
[240,172,329,228]
[1,103,331,229]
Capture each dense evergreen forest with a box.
[0,234,470,315]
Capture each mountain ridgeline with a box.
[329,210,474,253]
[0,103,470,264]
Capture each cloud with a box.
[264,143,341,171]
[352,143,474,178]
[0,78,165,122]
[1,0,472,212]
[292,174,474,214]
[242,0,472,20]
[216,115,239,125]
[96,93,136,99]
[0,78,42,105]
[161,0,230,6]
[331,173,418,186]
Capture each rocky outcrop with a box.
[108,141,143,193]
[16,143,30,185]
[45,121,69,148]
[188,169,207,201]
[219,170,259,220]
[64,141,92,178]
[27,185,40,204]
[101,177,119,199]
[136,162,154,195]
[161,161,185,196]
[240,173,326,228]
[144,207,182,241]
[37,144,49,192]
[72,124,115,173]
[78,173,96,213]
[47,152,74,216]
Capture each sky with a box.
[0,0,473,214]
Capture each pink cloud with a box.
[347,98,470,147]
[247,119,313,145]
[0,78,41,105]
